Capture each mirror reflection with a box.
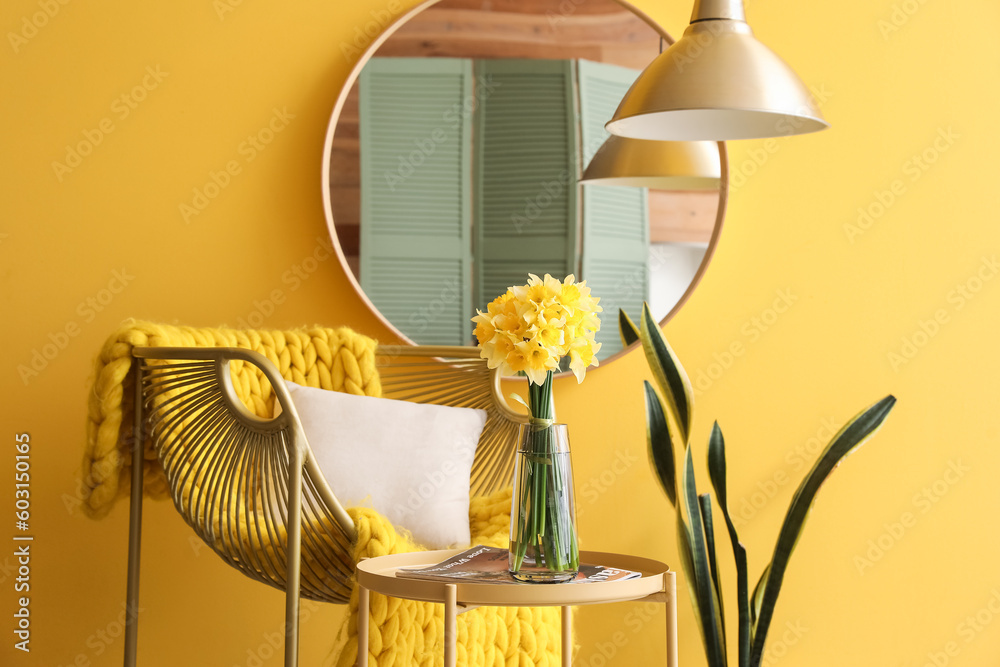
[325,0,724,362]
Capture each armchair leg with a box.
[284,435,304,667]
[124,363,145,667]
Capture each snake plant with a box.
[622,304,896,667]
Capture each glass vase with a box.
[508,422,579,583]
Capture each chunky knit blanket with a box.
[82,320,382,518]
[84,320,563,666]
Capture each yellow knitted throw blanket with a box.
[85,320,563,666]
[82,320,381,519]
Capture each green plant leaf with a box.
[680,445,728,667]
[750,563,769,629]
[675,501,700,637]
[645,381,676,507]
[707,423,750,667]
[698,493,727,651]
[748,395,897,666]
[698,495,720,589]
[639,302,693,442]
[619,308,641,347]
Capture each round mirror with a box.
[322,0,728,365]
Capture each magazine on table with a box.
[395,545,642,584]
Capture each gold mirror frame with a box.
[320,0,730,372]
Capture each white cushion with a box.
[284,382,486,549]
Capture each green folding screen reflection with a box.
[359,56,649,354]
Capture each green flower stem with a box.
[511,371,578,574]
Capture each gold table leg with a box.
[665,572,678,667]
[357,586,370,667]
[561,606,572,667]
[444,584,457,667]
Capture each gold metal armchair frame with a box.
[122,344,524,667]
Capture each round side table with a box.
[355,549,677,667]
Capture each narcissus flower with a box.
[472,273,602,385]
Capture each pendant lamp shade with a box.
[606,0,828,141]
[580,135,720,189]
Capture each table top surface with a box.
[356,549,671,607]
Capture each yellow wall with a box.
[3,0,999,665]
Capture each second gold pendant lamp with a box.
[580,135,721,189]
[606,0,828,141]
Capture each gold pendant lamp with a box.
[606,0,828,141]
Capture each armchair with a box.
[112,337,526,666]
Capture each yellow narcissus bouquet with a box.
[472,273,602,386]
[472,273,601,579]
